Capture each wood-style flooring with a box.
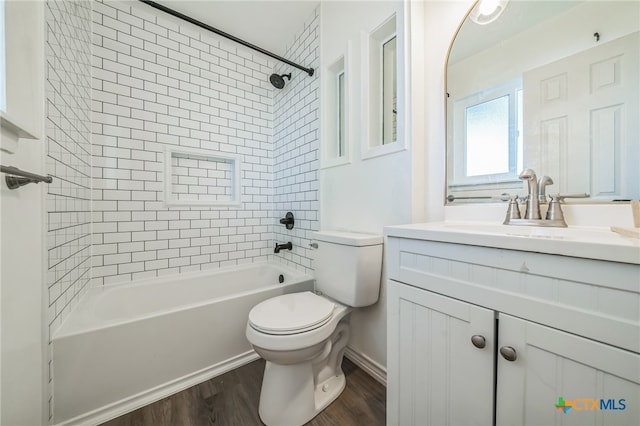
[101,357,386,426]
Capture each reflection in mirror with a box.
[469,0,509,25]
[465,95,510,177]
[446,1,639,204]
[383,36,397,145]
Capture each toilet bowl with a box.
[246,291,352,425]
[246,231,383,426]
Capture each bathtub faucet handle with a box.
[279,212,295,230]
[274,242,293,253]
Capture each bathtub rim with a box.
[53,261,314,340]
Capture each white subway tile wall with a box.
[46,0,93,337]
[46,0,93,419]
[91,0,277,284]
[272,8,320,274]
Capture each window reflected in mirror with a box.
[463,90,523,178]
[465,96,510,177]
[451,79,522,187]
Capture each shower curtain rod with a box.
[1,165,53,189]
[138,0,314,77]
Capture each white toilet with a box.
[246,230,383,426]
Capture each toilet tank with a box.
[312,231,383,307]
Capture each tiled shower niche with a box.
[165,147,241,206]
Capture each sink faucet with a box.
[519,168,541,219]
[503,169,590,227]
[274,242,292,253]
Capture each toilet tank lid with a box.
[312,230,383,247]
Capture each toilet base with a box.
[258,360,346,426]
[256,322,351,425]
[313,370,346,414]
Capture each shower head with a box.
[269,73,291,89]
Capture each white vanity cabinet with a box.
[386,231,640,426]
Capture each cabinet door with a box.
[388,280,495,426]
[496,314,640,426]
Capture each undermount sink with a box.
[384,222,640,264]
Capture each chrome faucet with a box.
[503,169,589,227]
[519,168,541,219]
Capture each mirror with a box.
[446,0,639,203]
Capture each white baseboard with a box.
[344,346,387,386]
[54,351,260,426]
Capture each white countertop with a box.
[384,222,640,264]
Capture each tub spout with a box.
[274,242,292,253]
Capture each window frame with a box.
[361,13,406,161]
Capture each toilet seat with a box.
[249,292,335,335]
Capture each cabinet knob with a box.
[499,346,517,362]
[470,335,486,349]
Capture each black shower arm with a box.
[138,0,314,77]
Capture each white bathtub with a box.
[52,262,314,425]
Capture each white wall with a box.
[319,0,410,373]
[423,0,473,224]
[0,1,47,424]
[318,0,473,378]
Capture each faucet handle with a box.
[546,193,590,222]
[502,193,522,224]
[548,193,590,202]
